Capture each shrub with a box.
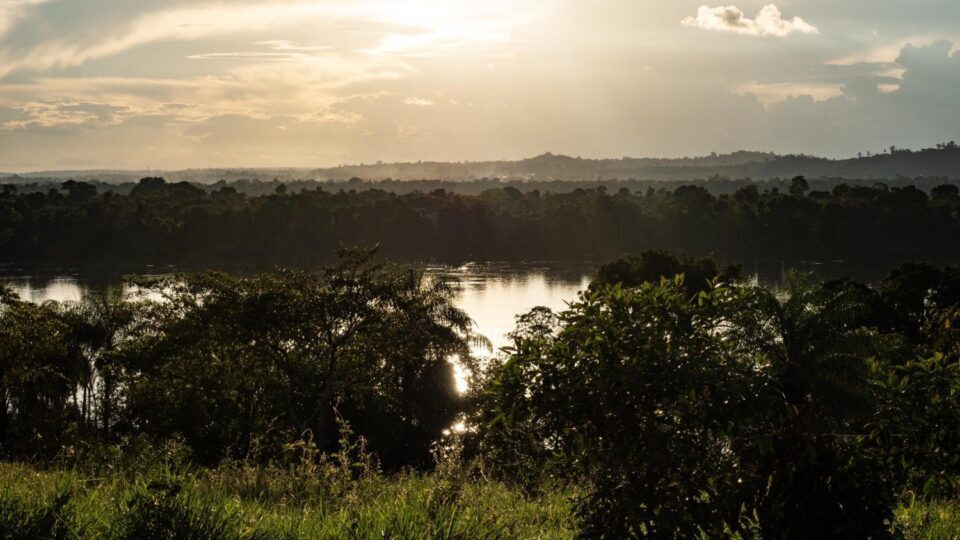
[482,279,762,536]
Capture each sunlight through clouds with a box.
[0,0,958,170]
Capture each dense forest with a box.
[2,251,960,537]
[2,175,959,268]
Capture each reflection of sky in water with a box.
[445,267,591,356]
[12,279,84,303]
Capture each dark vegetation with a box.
[474,254,960,537]
[5,175,959,200]
[3,249,960,537]
[2,175,960,267]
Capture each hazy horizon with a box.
[0,146,877,176]
[1,1,959,171]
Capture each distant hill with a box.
[3,143,959,184]
[315,144,960,182]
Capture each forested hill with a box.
[316,143,960,181]
[2,143,959,184]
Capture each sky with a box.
[0,0,958,171]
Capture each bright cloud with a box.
[0,1,526,78]
[403,97,435,107]
[683,4,819,37]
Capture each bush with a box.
[481,279,762,536]
[872,354,960,497]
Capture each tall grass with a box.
[897,498,960,540]
[0,461,578,539]
[0,480,79,540]
[2,458,956,539]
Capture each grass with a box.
[898,498,960,540]
[0,462,578,539]
[2,458,959,539]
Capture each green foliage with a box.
[872,354,960,497]
[122,250,475,467]
[481,278,763,536]
[0,251,478,470]
[477,272,943,537]
[0,296,85,458]
[879,264,960,342]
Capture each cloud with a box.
[402,97,435,107]
[683,4,819,37]
[826,36,960,66]
[187,52,310,61]
[187,40,333,62]
[254,40,330,52]
[0,50,414,131]
[738,82,843,105]
[0,101,129,129]
[0,3,345,78]
[0,0,50,38]
[0,1,525,78]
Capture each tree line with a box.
[5,175,958,199]
[2,176,960,268]
[3,250,960,536]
